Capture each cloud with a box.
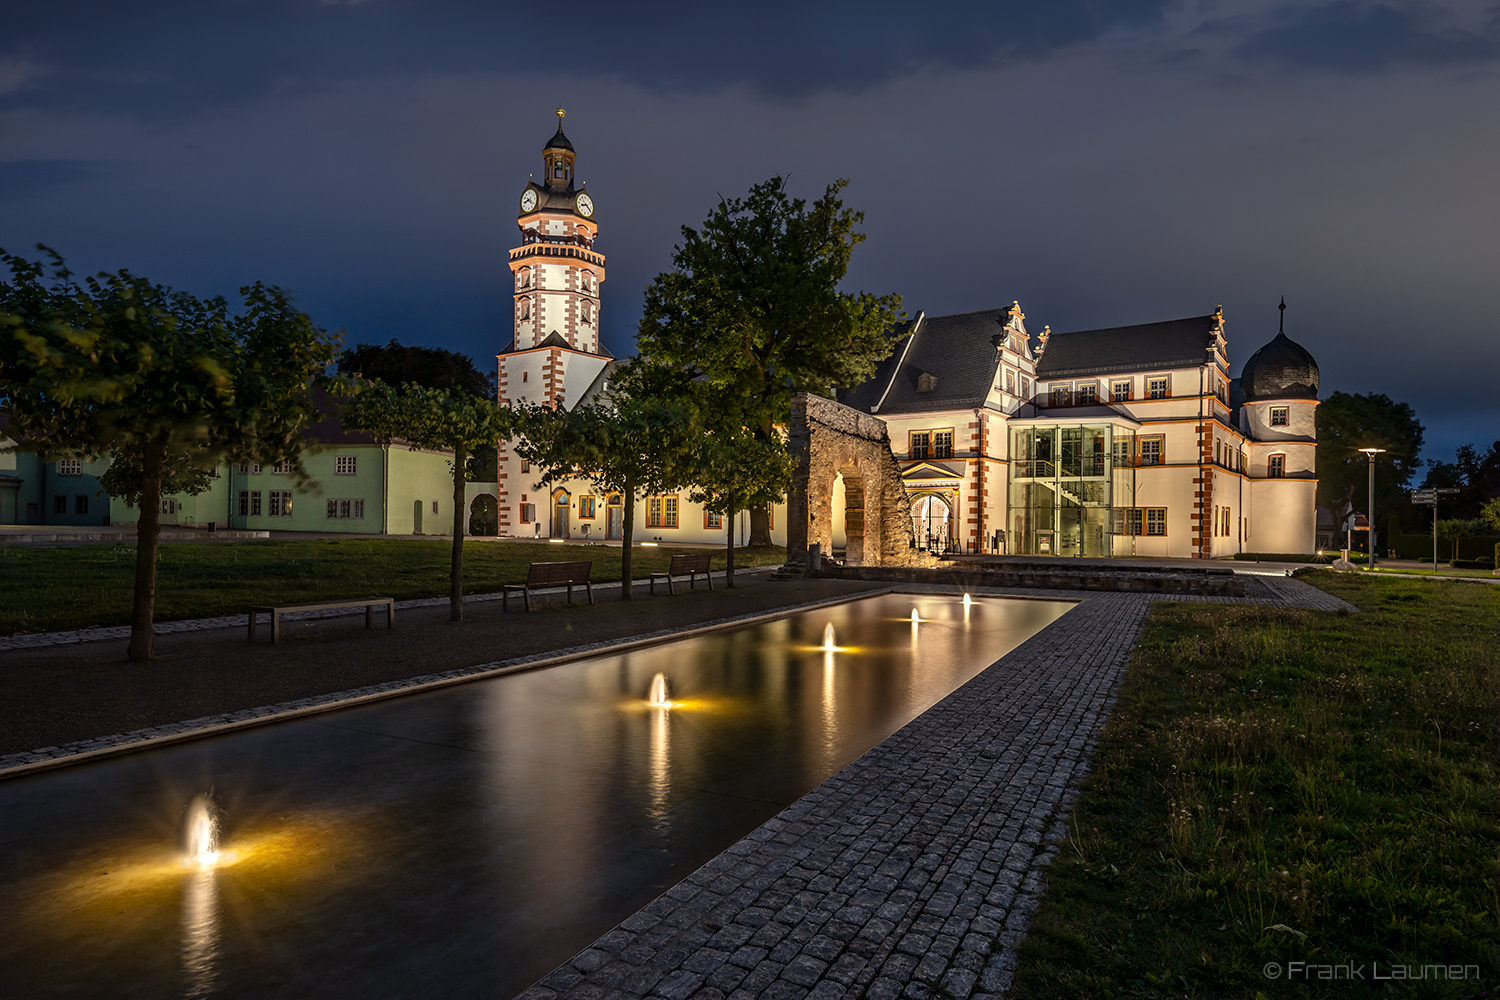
[1233,2,1500,73]
[0,160,109,202]
[0,0,1173,115]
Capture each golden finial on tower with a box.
[555,107,566,125]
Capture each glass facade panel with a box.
[1009,424,1124,557]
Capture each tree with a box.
[338,339,494,399]
[686,423,794,587]
[1,247,340,660]
[634,177,904,544]
[1423,441,1500,522]
[1483,497,1500,534]
[512,394,699,598]
[1316,392,1424,527]
[342,382,514,621]
[340,337,500,485]
[1435,518,1484,563]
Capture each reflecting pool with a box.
[0,593,1072,999]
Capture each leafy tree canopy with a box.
[0,245,340,659]
[1422,441,1500,522]
[342,381,515,620]
[338,339,494,399]
[1316,391,1424,526]
[630,176,904,543]
[512,394,700,597]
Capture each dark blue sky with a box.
[3,1,1497,462]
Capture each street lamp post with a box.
[1359,447,1386,570]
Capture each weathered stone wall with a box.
[785,393,909,571]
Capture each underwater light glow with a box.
[184,796,220,867]
[647,672,671,708]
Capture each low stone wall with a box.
[813,561,1248,597]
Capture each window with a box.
[1077,383,1097,405]
[238,490,249,516]
[1112,380,1131,403]
[1146,508,1166,535]
[520,503,535,523]
[520,459,530,473]
[325,498,365,519]
[1020,377,1031,398]
[75,495,89,515]
[1005,370,1015,393]
[705,510,723,530]
[251,491,263,516]
[272,461,288,474]
[268,490,293,517]
[579,495,596,518]
[251,464,263,475]
[336,455,357,475]
[519,298,531,320]
[910,432,930,460]
[431,500,439,515]
[1111,438,1131,467]
[1270,407,1289,427]
[1111,508,1144,536]
[522,371,529,382]
[57,459,82,476]
[916,372,938,392]
[1222,506,1231,536]
[933,431,953,460]
[235,464,249,474]
[1269,454,1285,478]
[53,494,67,514]
[1148,377,1169,400]
[581,302,591,324]
[1050,384,1071,407]
[1139,437,1163,466]
[647,495,679,528]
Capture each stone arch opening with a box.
[834,462,867,565]
[468,493,498,537]
[550,487,571,539]
[909,493,952,552]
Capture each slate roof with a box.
[1238,332,1319,400]
[839,307,1012,414]
[1035,315,1218,379]
[544,126,574,152]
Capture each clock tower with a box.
[509,108,604,356]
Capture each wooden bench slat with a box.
[650,551,715,596]
[504,560,594,612]
[248,597,394,644]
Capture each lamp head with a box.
[1358,447,1387,456]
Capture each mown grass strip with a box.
[1012,574,1500,998]
[0,540,786,635]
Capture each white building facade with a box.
[837,303,1320,559]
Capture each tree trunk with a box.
[450,443,466,622]
[725,488,736,588]
[620,476,635,600]
[748,505,772,547]
[127,435,166,661]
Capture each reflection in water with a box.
[181,867,219,997]
[181,794,222,997]
[648,706,671,829]
[820,651,839,773]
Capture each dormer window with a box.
[916,372,938,392]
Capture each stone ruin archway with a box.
[468,493,498,536]
[785,393,909,572]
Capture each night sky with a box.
[3,1,1496,462]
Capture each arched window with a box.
[554,161,564,179]
[581,302,591,324]
[519,298,530,320]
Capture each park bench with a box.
[504,560,594,612]
[247,597,394,645]
[650,551,714,595]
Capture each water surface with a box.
[0,593,1072,998]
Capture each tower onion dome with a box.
[1239,332,1320,400]
[544,125,574,152]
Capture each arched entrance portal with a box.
[834,465,866,564]
[551,488,570,539]
[468,494,498,536]
[910,494,951,552]
[605,494,623,540]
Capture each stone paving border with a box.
[0,580,882,781]
[0,566,778,653]
[515,577,1355,1000]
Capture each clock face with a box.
[520,189,538,213]
[576,193,594,217]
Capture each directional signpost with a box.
[1412,487,1460,570]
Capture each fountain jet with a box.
[821,623,837,651]
[963,594,973,607]
[185,794,220,866]
[647,673,671,708]
[910,609,920,624]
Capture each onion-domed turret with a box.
[1239,301,1319,400]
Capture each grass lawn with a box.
[0,540,786,635]
[1012,573,1500,998]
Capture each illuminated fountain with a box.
[963,593,973,608]
[647,673,672,708]
[910,609,921,625]
[821,623,837,651]
[184,794,220,866]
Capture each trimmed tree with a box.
[0,247,339,661]
[634,176,904,544]
[686,423,794,587]
[512,394,699,598]
[342,381,514,621]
